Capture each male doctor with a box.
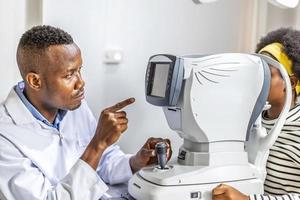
[0,25,171,200]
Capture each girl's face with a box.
[267,65,286,107]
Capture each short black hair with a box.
[256,27,300,78]
[18,25,74,49]
[17,25,75,79]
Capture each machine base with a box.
[128,173,263,200]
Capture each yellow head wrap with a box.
[259,42,300,95]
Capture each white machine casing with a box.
[128,53,291,200]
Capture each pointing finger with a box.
[105,98,135,112]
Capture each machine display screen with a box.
[150,63,170,98]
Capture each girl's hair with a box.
[256,28,300,79]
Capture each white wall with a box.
[238,0,300,53]
[296,4,300,29]
[0,0,25,101]
[266,3,299,32]
[0,0,42,101]
[42,0,250,155]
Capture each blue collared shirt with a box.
[14,81,66,130]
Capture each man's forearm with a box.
[80,138,107,170]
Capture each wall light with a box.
[192,0,218,4]
[268,0,299,8]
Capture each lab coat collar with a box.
[14,82,67,130]
[4,88,37,125]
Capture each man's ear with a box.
[26,72,42,90]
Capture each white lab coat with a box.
[0,88,133,200]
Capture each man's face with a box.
[268,65,285,106]
[40,43,85,111]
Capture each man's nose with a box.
[75,73,85,90]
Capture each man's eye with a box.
[65,73,73,79]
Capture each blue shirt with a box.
[14,81,66,130]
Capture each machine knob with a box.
[155,142,168,169]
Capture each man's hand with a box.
[212,184,250,200]
[94,97,135,149]
[81,98,135,170]
[129,137,172,173]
